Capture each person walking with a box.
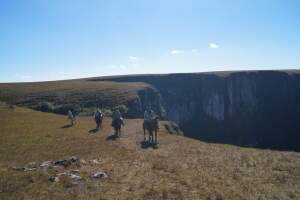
[68,110,75,126]
[94,108,103,129]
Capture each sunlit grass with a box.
[0,103,300,199]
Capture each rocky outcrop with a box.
[101,70,300,151]
[126,86,165,118]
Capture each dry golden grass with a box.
[0,103,300,200]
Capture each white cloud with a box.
[129,56,139,68]
[170,49,183,55]
[129,56,137,61]
[209,43,219,49]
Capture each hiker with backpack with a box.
[94,108,103,129]
[111,109,124,137]
[68,110,76,126]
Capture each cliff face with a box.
[1,70,299,151]
[101,70,300,151]
[126,86,165,118]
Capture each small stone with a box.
[23,167,36,172]
[40,161,54,168]
[57,172,68,176]
[12,166,25,171]
[91,171,108,179]
[71,169,80,174]
[80,159,87,165]
[90,159,101,164]
[49,176,59,182]
[27,162,37,168]
[69,174,81,181]
[53,156,79,167]
[54,159,66,165]
[70,156,79,162]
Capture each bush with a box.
[164,122,183,135]
[9,104,16,109]
[102,107,112,117]
[53,104,82,115]
[113,105,128,117]
[35,102,54,112]
[78,107,95,116]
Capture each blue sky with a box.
[1,0,300,82]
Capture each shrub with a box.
[164,122,183,135]
[102,107,112,117]
[35,102,54,112]
[113,105,128,116]
[78,107,95,116]
[53,104,81,115]
[9,104,16,109]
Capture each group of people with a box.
[67,106,159,143]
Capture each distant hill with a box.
[1,70,300,151]
[0,103,299,199]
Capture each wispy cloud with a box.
[209,43,219,49]
[110,65,127,69]
[21,75,32,79]
[191,49,200,54]
[109,56,140,71]
[129,56,137,61]
[16,74,32,80]
[129,56,139,67]
[170,49,183,55]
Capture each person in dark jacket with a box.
[94,109,103,129]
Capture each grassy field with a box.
[0,102,300,200]
[0,79,149,109]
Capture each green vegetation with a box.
[0,79,152,117]
[113,104,128,116]
[34,101,55,112]
[0,103,299,199]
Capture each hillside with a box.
[0,103,300,200]
[1,70,300,151]
[0,79,159,117]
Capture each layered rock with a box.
[102,70,300,151]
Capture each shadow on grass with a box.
[61,124,73,129]
[88,128,99,133]
[106,133,119,141]
[140,141,158,149]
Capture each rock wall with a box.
[102,70,300,151]
[126,86,165,118]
